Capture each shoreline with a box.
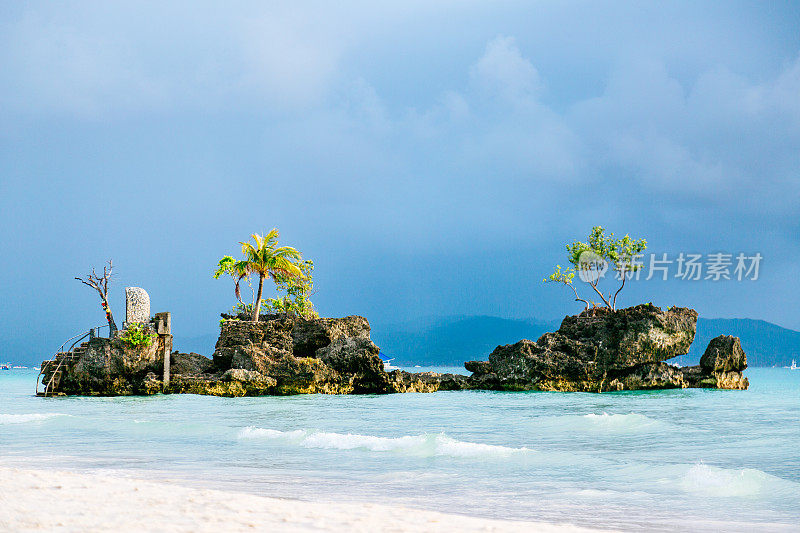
[0,467,600,532]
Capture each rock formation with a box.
[682,335,749,389]
[40,332,165,396]
[42,314,464,396]
[464,304,749,391]
[41,305,749,397]
[194,315,463,395]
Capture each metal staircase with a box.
[36,325,109,397]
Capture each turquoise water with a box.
[1,368,799,531]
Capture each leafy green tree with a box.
[545,226,647,311]
[265,259,319,319]
[214,255,251,306]
[213,229,303,321]
[543,264,594,310]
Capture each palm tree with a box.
[238,229,303,321]
[214,255,251,306]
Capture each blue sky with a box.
[1,1,799,360]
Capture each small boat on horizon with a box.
[787,359,798,370]
[0,363,11,370]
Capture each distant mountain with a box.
[373,315,800,368]
[675,318,800,368]
[370,316,559,366]
[175,316,561,367]
[172,315,800,369]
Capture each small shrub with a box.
[120,322,155,347]
[264,260,319,319]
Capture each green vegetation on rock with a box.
[119,322,155,347]
[545,226,647,311]
[265,259,318,319]
[213,228,304,321]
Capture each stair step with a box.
[39,328,101,395]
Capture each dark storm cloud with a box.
[1,1,799,360]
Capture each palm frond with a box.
[273,246,302,260]
[264,228,280,247]
[219,229,307,313]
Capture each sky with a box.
[1,1,799,362]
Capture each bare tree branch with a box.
[75,260,117,333]
[612,268,628,310]
[587,278,613,309]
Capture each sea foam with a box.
[238,427,531,458]
[582,412,661,430]
[534,412,663,434]
[0,413,69,425]
[679,463,798,498]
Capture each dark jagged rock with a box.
[292,316,372,358]
[464,360,492,374]
[315,337,388,393]
[203,316,474,395]
[217,313,371,358]
[678,335,749,390]
[42,305,749,397]
[607,363,687,391]
[42,315,410,397]
[385,370,471,393]
[547,304,698,370]
[700,335,747,372]
[40,335,166,396]
[679,365,718,388]
[464,304,748,392]
[213,318,293,370]
[170,352,214,376]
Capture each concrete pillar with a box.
[163,334,172,385]
[153,312,172,386]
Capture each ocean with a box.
[1,367,798,531]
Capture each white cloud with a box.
[1,5,798,221]
[469,36,544,102]
[565,54,800,208]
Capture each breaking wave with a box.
[238,427,531,458]
[679,463,800,498]
[0,413,69,425]
[581,412,662,430]
[533,412,664,434]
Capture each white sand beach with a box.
[0,467,599,532]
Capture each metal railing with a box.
[36,324,109,396]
